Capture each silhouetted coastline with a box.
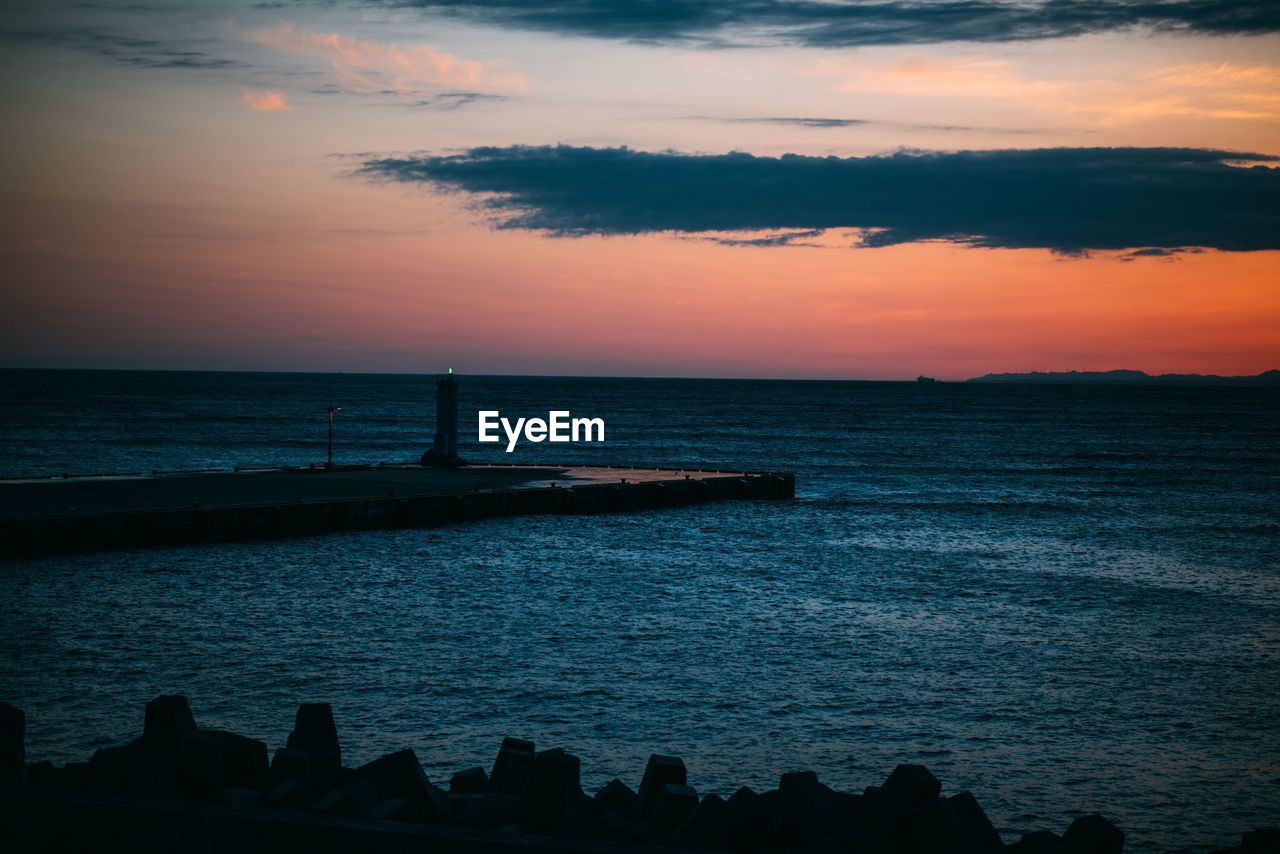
[966,369,1280,385]
[0,696,1160,853]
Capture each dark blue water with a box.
[2,370,1278,851]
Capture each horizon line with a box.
[3,366,1278,384]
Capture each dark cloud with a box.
[704,228,826,247]
[75,3,166,10]
[420,91,511,109]
[714,116,870,129]
[358,144,1280,252]
[0,26,237,69]
[387,1,1280,47]
[1119,246,1206,260]
[701,115,1044,134]
[1128,246,1182,256]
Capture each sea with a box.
[1,369,1277,851]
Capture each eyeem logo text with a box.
[478,411,605,452]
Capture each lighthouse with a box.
[422,369,464,467]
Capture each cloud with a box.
[1140,62,1280,120]
[385,1,1280,47]
[702,228,826,247]
[0,26,237,69]
[1119,246,1205,260]
[700,114,1043,134]
[239,88,293,111]
[811,57,1280,126]
[241,22,527,94]
[358,144,1280,252]
[713,116,870,129]
[411,91,511,109]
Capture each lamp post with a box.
[326,406,341,470]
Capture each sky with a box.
[1,0,1277,380]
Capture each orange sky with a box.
[1,1,1277,378]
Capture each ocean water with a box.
[1,370,1278,851]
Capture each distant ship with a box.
[916,376,937,383]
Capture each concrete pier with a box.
[0,464,794,557]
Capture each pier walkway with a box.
[1,463,794,557]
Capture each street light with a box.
[326,406,341,470]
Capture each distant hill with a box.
[967,369,1280,385]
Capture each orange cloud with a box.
[239,88,293,112]
[812,56,1280,127]
[1141,63,1280,120]
[242,23,527,94]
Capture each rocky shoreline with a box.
[2,698,1275,853]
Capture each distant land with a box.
[967,369,1280,385]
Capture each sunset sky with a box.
[2,0,1277,379]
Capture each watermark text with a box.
[478,410,605,452]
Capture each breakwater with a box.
[0,696,1167,854]
[0,464,794,557]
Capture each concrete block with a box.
[87,740,174,800]
[450,765,489,794]
[723,786,774,852]
[757,789,781,838]
[262,777,312,811]
[311,787,366,818]
[61,761,91,793]
[502,736,536,753]
[177,730,224,800]
[881,764,942,813]
[355,748,430,797]
[458,793,522,829]
[426,781,455,822]
[823,792,870,844]
[449,791,483,817]
[371,796,428,822]
[270,747,312,782]
[286,703,341,775]
[949,791,1003,850]
[781,770,821,789]
[777,770,840,848]
[637,754,687,820]
[1063,814,1124,854]
[354,748,450,823]
[337,771,380,816]
[559,808,629,842]
[1008,830,1065,853]
[489,737,536,795]
[592,779,640,820]
[900,796,962,854]
[649,783,699,835]
[518,747,585,833]
[0,703,25,792]
[184,732,266,793]
[142,695,197,754]
[25,760,58,795]
[901,791,1002,854]
[675,792,728,848]
[202,730,269,789]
